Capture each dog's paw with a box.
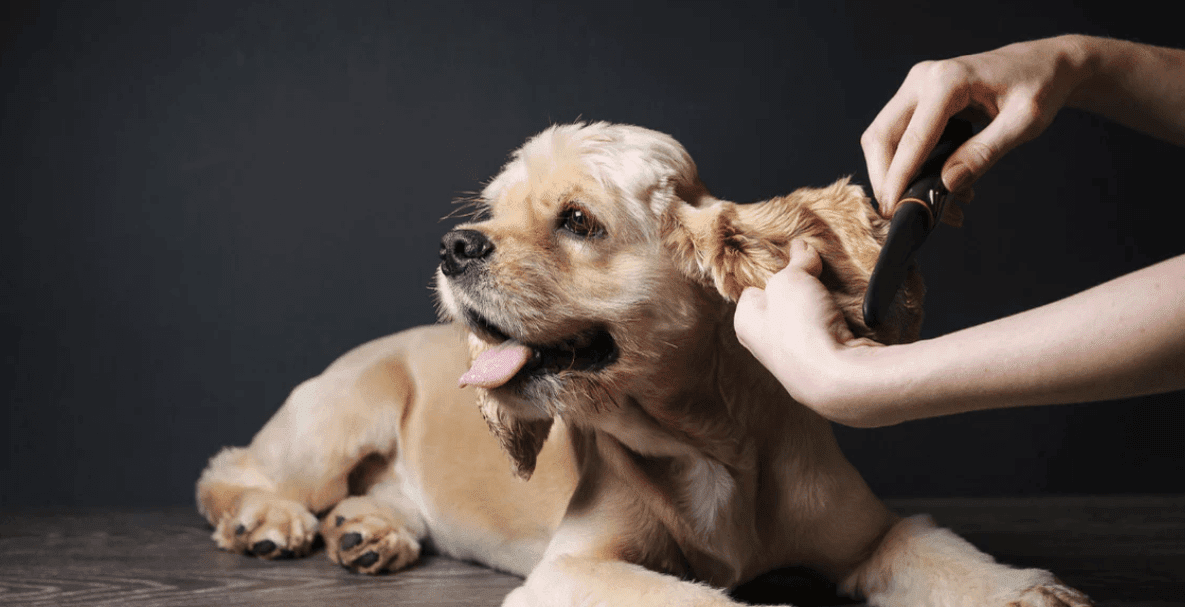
[1007,578,1093,607]
[322,496,422,574]
[212,488,318,560]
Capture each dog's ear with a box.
[659,177,924,344]
[475,388,552,481]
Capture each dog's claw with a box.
[340,532,363,550]
[211,489,318,561]
[353,551,380,568]
[322,496,423,575]
[1011,579,1094,607]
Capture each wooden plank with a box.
[0,497,1181,606]
[0,508,519,607]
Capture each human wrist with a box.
[1061,34,1142,115]
[1054,34,1100,111]
[800,343,905,428]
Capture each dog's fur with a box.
[197,122,1091,606]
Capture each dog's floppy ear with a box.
[660,177,924,344]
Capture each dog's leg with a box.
[504,555,792,607]
[320,473,428,574]
[503,459,793,607]
[840,515,1092,607]
[197,448,320,559]
[196,349,414,561]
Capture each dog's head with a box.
[436,122,923,479]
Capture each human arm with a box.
[734,240,1185,428]
[865,34,1185,216]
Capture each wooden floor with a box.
[1,496,1182,606]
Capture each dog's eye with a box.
[559,206,604,238]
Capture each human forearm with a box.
[1065,34,1185,145]
[832,254,1185,427]
[766,35,1185,427]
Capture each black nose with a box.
[440,229,494,277]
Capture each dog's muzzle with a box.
[439,229,493,278]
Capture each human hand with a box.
[863,35,1089,216]
[735,239,885,426]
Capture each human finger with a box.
[880,74,967,215]
[736,285,767,314]
[941,96,1047,193]
[733,286,767,350]
[861,89,918,206]
[786,238,822,277]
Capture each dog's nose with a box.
[440,229,494,277]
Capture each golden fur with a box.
[197,122,1090,606]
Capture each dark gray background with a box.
[3,1,1182,508]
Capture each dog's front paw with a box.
[323,496,422,574]
[1007,577,1093,607]
[502,585,541,607]
[211,488,318,560]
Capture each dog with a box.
[196,122,1092,606]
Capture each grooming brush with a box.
[863,117,974,329]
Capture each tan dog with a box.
[196,122,1091,607]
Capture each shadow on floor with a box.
[731,567,862,607]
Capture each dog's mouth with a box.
[458,309,618,389]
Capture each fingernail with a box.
[944,162,972,193]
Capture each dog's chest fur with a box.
[585,402,765,586]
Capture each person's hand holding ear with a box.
[735,239,888,427]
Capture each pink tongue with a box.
[459,340,534,388]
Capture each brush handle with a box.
[862,118,973,329]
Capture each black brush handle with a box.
[863,118,973,329]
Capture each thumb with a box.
[786,238,823,277]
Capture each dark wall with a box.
[3,0,1182,507]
